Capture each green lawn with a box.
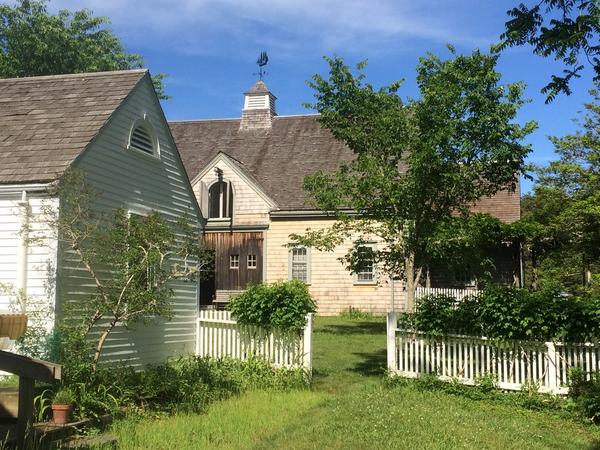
[105,316,600,449]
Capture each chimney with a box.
[239,80,277,131]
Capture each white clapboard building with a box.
[0,70,202,367]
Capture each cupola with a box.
[239,80,277,130]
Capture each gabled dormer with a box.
[192,152,278,229]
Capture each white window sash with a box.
[288,247,311,284]
[353,243,377,284]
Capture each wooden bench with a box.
[0,350,61,448]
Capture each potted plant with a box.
[51,388,75,425]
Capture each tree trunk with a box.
[404,252,422,312]
[531,250,538,291]
[583,253,592,286]
[92,319,118,372]
[584,264,592,286]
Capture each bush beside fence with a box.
[387,312,600,395]
[196,310,313,371]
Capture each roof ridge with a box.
[0,69,148,83]
[220,152,247,168]
[169,117,241,123]
[274,113,320,118]
[169,113,321,124]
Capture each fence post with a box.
[195,316,200,356]
[546,341,558,394]
[387,312,397,373]
[303,313,313,372]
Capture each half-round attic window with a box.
[128,118,159,157]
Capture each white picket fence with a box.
[387,312,600,394]
[196,310,313,371]
[415,287,480,302]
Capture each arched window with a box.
[128,117,159,157]
[208,181,233,219]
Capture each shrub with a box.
[480,285,600,341]
[414,373,444,391]
[59,356,310,419]
[387,373,564,414]
[475,373,498,394]
[72,382,122,418]
[228,280,316,334]
[413,294,456,335]
[569,368,600,423]
[133,357,247,411]
[408,293,481,336]
[453,294,480,334]
[131,356,309,414]
[477,285,564,340]
[47,279,314,420]
[406,285,600,342]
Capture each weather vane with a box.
[254,51,269,80]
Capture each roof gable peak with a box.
[193,152,278,209]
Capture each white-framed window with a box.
[230,254,239,269]
[208,180,233,219]
[128,116,159,158]
[247,254,257,269]
[353,243,377,285]
[289,247,310,283]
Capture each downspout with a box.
[16,191,30,313]
[390,276,395,312]
[262,230,267,283]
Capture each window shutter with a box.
[199,181,209,219]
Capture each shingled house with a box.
[171,80,521,315]
[0,70,201,366]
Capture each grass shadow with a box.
[311,367,333,385]
[318,321,386,335]
[351,348,387,378]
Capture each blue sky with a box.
[51,0,597,193]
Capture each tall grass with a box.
[91,316,600,449]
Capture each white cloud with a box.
[50,0,494,58]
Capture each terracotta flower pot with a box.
[52,404,73,425]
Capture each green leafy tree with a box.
[424,214,515,286]
[527,88,600,289]
[512,188,567,289]
[0,0,168,98]
[46,170,212,369]
[497,0,599,102]
[291,50,536,310]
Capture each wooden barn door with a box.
[201,232,264,303]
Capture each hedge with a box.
[400,285,600,342]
